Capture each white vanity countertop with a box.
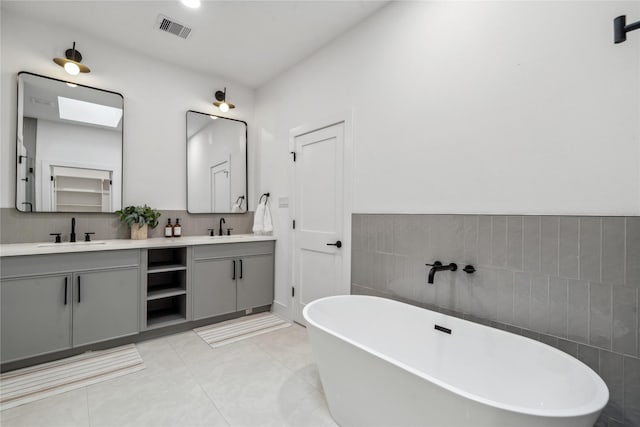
[0,234,276,257]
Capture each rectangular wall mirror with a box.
[16,72,123,213]
[186,111,247,214]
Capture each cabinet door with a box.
[192,258,237,320]
[72,268,139,347]
[1,274,72,363]
[236,254,274,311]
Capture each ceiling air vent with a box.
[156,14,192,39]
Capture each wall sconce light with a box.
[53,41,90,76]
[213,88,235,112]
[614,15,640,44]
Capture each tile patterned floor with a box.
[0,324,337,427]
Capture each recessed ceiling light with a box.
[58,96,123,128]
[181,0,201,8]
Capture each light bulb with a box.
[219,102,229,112]
[64,62,80,76]
[181,0,201,8]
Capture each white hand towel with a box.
[263,200,273,234]
[231,203,241,213]
[252,201,265,234]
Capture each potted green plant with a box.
[115,205,161,240]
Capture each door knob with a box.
[326,240,342,248]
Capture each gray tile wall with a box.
[351,214,640,427]
[0,208,254,244]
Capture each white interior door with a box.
[210,161,230,211]
[292,122,346,324]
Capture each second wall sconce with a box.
[213,87,235,112]
[53,41,90,76]
[614,15,640,44]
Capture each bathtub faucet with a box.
[426,261,458,284]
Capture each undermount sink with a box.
[37,241,107,248]
[210,235,247,240]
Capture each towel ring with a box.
[259,193,270,204]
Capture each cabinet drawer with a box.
[193,241,274,260]
[1,250,140,279]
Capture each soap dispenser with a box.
[164,218,173,238]
[173,218,182,237]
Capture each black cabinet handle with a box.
[463,265,476,274]
[64,277,68,305]
[77,276,81,303]
[326,240,342,248]
[239,259,243,279]
[232,260,236,280]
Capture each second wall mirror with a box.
[186,111,247,213]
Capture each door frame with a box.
[209,156,231,212]
[287,110,354,322]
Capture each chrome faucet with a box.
[426,261,457,284]
[218,217,226,237]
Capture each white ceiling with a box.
[2,0,388,88]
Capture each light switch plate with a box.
[279,197,289,208]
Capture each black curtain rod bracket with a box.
[614,15,640,44]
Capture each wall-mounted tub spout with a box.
[425,261,457,284]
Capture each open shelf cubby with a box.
[146,247,187,328]
[148,247,187,271]
[147,270,187,301]
[146,295,187,328]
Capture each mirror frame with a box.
[15,71,124,214]
[185,110,248,214]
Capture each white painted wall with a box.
[1,9,255,210]
[35,119,122,211]
[253,1,640,313]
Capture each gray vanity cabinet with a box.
[192,258,237,319]
[72,268,139,346]
[0,250,140,364]
[236,254,274,311]
[192,242,274,320]
[1,274,72,362]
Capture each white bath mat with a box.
[194,312,291,348]
[0,344,145,411]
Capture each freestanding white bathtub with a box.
[303,295,608,427]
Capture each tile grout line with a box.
[623,217,627,286]
[248,328,325,394]
[537,216,541,274]
[85,386,91,427]
[164,333,233,427]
